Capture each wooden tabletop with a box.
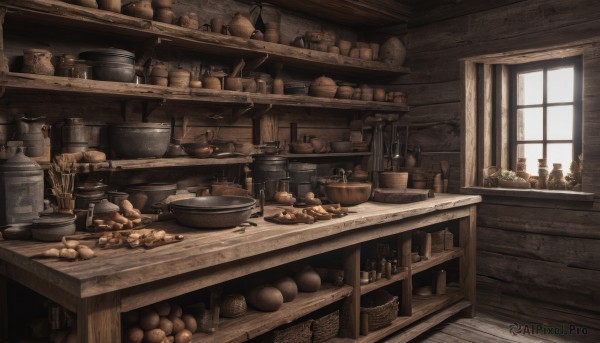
[0,194,480,301]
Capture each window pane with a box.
[517,107,543,140]
[547,105,573,140]
[517,71,543,105]
[548,67,574,103]
[547,143,572,170]
[516,143,543,175]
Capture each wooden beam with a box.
[495,65,510,169]
[461,61,478,188]
[459,205,477,318]
[76,292,120,343]
[343,244,361,339]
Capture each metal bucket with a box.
[289,162,317,196]
[62,117,88,153]
[252,155,287,201]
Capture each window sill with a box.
[461,186,594,202]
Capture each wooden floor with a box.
[383,308,599,343]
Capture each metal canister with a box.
[288,162,317,197]
[62,117,88,153]
[252,155,287,201]
[0,147,44,225]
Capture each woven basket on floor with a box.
[312,310,339,342]
[260,319,313,343]
[360,290,398,331]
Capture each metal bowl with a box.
[171,196,255,229]
[170,196,256,210]
[91,61,135,83]
[109,122,171,159]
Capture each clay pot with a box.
[369,43,380,60]
[229,13,255,39]
[360,85,373,101]
[22,49,54,76]
[122,0,153,20]
[151,76,168,86]
[373,88,386,102]
[349,48,360,59]
[393,92,407,104]
[189,80,202,88]
[203,76,221,90]
[97,0,120,12]
[336,85,354,99]
[352,88,361,100]
[225,77,243,91]
[380,37,406,66]
[169,69,190,88]
[154,7,174,23]
[179,12,199,29]
[309,75,337,98]
[272,78,284,95]
[150,64,169,78]
[251,30,264,40]
[264,22,280,43]
[211,17,224,34]
[328,46,340,54]
[359,47,372,60]
[310,137,326,153]
[338,40,352,56]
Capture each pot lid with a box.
[170,196,256,210]
[93,199,120,214]
[0,147,41,172]
[33,214,77,226]
[79,48,135,59]
[326,182,372,188]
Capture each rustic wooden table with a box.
[0,194,480,343]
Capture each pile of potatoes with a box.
[123,301,196,343]
[93,200,142,231]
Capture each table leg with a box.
[76,292,121,343]
[399,232,412,316]
[0,274,7,343]
[459,205,477,318]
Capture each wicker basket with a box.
[220,293,247,318]
[312,310,339,342]
[360,290,398,331]
[259,319,313,343]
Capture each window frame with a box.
[508,56,583,171]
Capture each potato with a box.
[181,314,197,333]
[139,311,160,330]
[174,329,193,343]
[143,328,166,343]
[153,302,171,317]
[124,326,144,343]
[158,317,173,335]
[170,316,185,334]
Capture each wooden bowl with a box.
[289,142,314,154]
[325,182,371,206]
[379,172,408,189]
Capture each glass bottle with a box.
[537,158,548,189]
[547,163,567,190]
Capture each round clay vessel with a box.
[360,85,374,101]
[338,40,352,56]
[359,47,373,60]
[373,88,386,102]
[349,48,360,58]
[229,13,255,39]
[274,277,298,302]
[169,69,190,88]
[203,76,221,90]
[247,285,284,312]
[309,75,337,98]
[150,64,169,78]
[225,77,243,91]
[336,85,354,99]
[380,37,406,66]
[179,12,199,29]
[294,267,321,292]
[151,76,168,86]
[154,7,174,23]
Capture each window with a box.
[510,57,582,175]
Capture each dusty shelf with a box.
[0,73,410,112]
[1,0,410,79]
[360,268,409,295]
[356,287,466,342]
[280,152,373,158]
[194,284,353,343]
[412,247,464,275]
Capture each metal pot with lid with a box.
[0,147,44,226]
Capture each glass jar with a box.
[547,163,567,190]
[537,158,548,189]
[516,157,530,180]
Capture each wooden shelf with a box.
[412,247,464,275]
[360,268,409,295]
[39,156,253,173]
[1,0,410,79]
[0,73,410,112]
[194,284,353,343]
[357,287,466,342]
[281,152,372,158]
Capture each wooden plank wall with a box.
[391,0,600,331]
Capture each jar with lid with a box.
[56,54,77,77]
[547,163,567,190]
[22,48,54,76]
[537,158,549,189]
[0,147,44,225]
